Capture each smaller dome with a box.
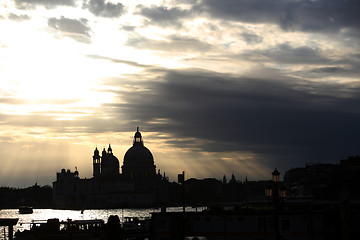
[102,154,119,165]
[101,150,120,175]
[135,131,141,138]
[94,147,99,155]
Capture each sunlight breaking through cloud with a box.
[0,0,359,186]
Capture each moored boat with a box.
[15,215,150,240]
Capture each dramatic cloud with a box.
[83,0,124,18]
[1,0,360,185]
[126,34,212,52]
[8,13,30,21]
[245,43,331,65]
[137,5,192,27]
[48,16,91,42]
[241,32,263,45]
[121,25,136,32]
[103,68,360,169]
[197,0,360,33]
[15,0,76,9]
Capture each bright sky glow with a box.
[0,0,359,187]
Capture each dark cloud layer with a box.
[137,5,192,27]
[83,0,124,18]
[244,43,331,65]
[105,68,360,170]
[197,0,360,32]
[126,34,212,52]
[4,0,360,184]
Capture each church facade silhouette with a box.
[53,128,169,209]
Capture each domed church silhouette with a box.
[122,127,156,181]
[53,128,169,209]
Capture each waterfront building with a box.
[53,128,169,209]
[284,155,360,200]
[150,200,360,240]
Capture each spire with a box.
[223,175,227,184]
[133,127,143,146]
[93,147,101,177]
[108,144,112,154]
[229,173,237,184]
[94,147,99,156]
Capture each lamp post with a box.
[178,171,186,213]
[265,168,286,240]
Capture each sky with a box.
[0,0,360,187]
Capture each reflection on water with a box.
[0,207,198,237]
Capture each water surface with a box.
[0,206,198,237]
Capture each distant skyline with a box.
[1,0,360,187]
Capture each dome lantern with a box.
[108,144,113,154]
[134,127,143,146]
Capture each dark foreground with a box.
[15,215,149,240]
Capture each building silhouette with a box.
[53,128,169,209]
[284,155,360,200]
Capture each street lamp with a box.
[266,168,286,199]
[266,168,286,240]
[265,185,273,198]
[178,171,186,213]
[272,168,280,183]
[279,185,287,198]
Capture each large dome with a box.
[123,145,154,167]
[121,128,156,180]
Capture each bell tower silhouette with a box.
[93,147,101,177]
